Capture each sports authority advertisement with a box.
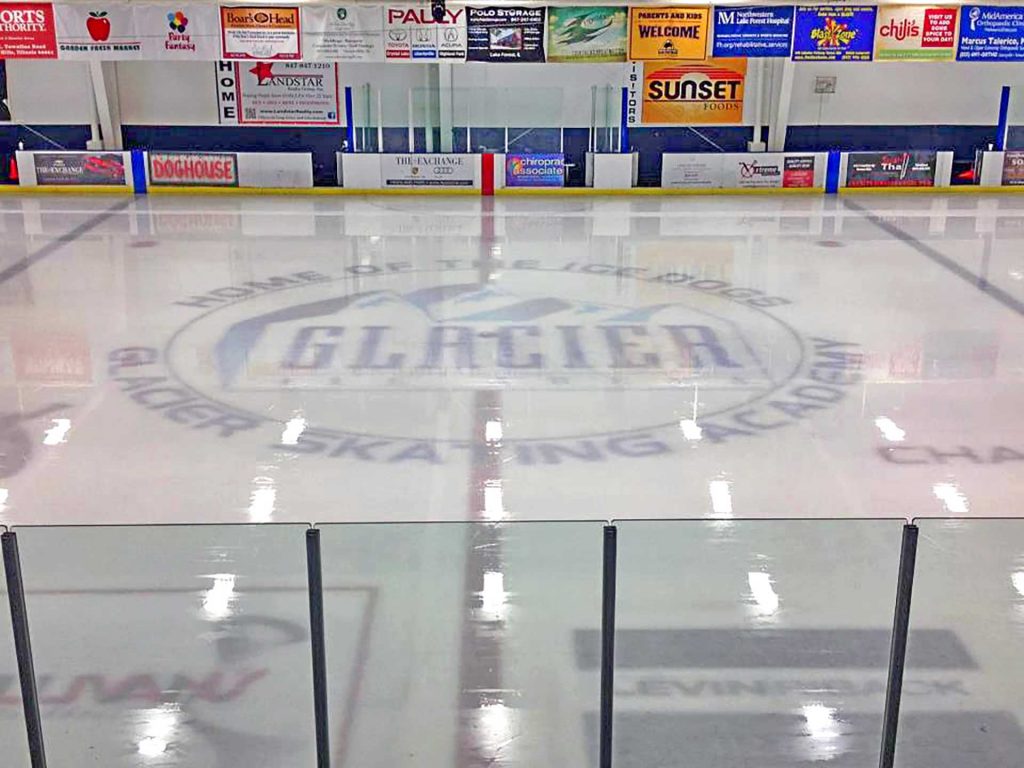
[547,6,627,63]
[957,5,1024,61]
[627,6,709,61]
[384,3,467,60]
[32,152,125,185]
[149,152,239,186]
[711,5,794,58]
[381,154,475,187]
[466,6,545,63]
[792,5,877,61]
[53,3,142,59]
[874,5,958,61]
[845,151,937,187]
[1002,151,1024,186]
[661,153,819,189]
[301,4,384,61]
[506,153,565,187]
[135,4,220,60]
[220,5,300,60]
[626,58,746,126]
[0,2,58,58]
[216,61,340,125]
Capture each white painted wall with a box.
[5,60,93,124]
[117,61,218,125]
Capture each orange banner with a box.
[628,6,709,60]
[639,58,746,125]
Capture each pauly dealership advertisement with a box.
[384,2,467,60]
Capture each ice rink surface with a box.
[0,193,1022,768]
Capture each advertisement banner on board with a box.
[627,6,709,61]
[957,6,1024,61]
[712,5,794,58]
[846,151,937,187]
[661,153,819,189]
[466,6,545,62]
[220,5,301,60]
[627,58,746,125]
[215,61,340,125]
[135,4,220,60]
[384,3,467,60]
[1002,151,1024,186]
[54,4,142,59]
[792,5,877,61]
[33,152,125,185]
[506,154,565,187]
[381,154,475,187]
[874,5,958,60]
[0,3,58,59]
[149,152,239,186]
[302,5,384,61]
[547,6,627,62]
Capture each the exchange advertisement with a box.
[0,2,58,59]
[1002,151,1024,186]
[302,4,384,61]
[845,151,937,187]
[220,5,301,60]
[53,3,142,59]
[466,6,545,63]
[874,5,958,60]
[216,61,340,125]
[547,6,627,63]
[148,152,239,187]
[957,5,1024,61]
[627,6,709,61]
[711,6,794,58]
[792,5,877,61]
[506,153,565,187]
[33,152,126,186]
[381,154,475,187]
[627,58,746,126]
[134,4,220,60]
[384,3,467,60]
[661,152,819,189]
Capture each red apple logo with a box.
[86,11,111,42]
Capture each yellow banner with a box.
[641,59,746,125]
[628,6,709,61]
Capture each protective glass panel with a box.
[896,519,1024,768]
[15,524,314,768]
[611,519,905,768]
[1006,85,1024,151]
[0,531,32,768]
[319,521,602,768]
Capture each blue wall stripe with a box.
[345,86,355,152]
[995,85,1011,151]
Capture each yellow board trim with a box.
[0,185,132,195]
[840,185,1024,195]
[147,186,481,196]
[496,186,823,196]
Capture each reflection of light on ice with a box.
[137,704,180,759]
[201,573,237,620]
[679,419,702,441]
[43,418,71,446]
[874,417,905,442]
[485,419,503,443]
[483,481,505,521]
[248,477,277,522]
[475,701,518,761]
[933,482,969,514]
[1012,571,1024,598]
[747,572,780,617]
[480,571,509,621]
[280,414,307,446]
[800,703,847,761]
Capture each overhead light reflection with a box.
[748,571,780,616]
[1012,571,1024,598]
[476,701,516,759]
[202,573,237,620]
[933,482,969,514]
[709,480,733,517]
[680,419,703,441]
[480,571,509,621]
[874,417,906,442]
[483,481,505,521]
[485,419,503,443]
[137,704,179,759]
[280,415,307,446]
[248,477,276,522]
[42,418,71,445]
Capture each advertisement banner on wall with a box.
[54,4,142,59]
[33,152,125,185]
[661,153,819,189]
[302,5,384,61]
[792,5,877,61]
[547,6,627,62]
[627,58,746,125]
[874,5,958,60]
[384,3,467,60]
[382,154,475,187]
[846,151,937,187]
[216,61,340,125]
[149,152,239,186]
[135,4,220,60]
[712,5,794,57]
[466,6,545,63]
[0,3,58,59]
[627,6,709,61]
[957,6,1024,61]
[220,5,301,60]
[506,153,565,187]
[1002,151,1024,185]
